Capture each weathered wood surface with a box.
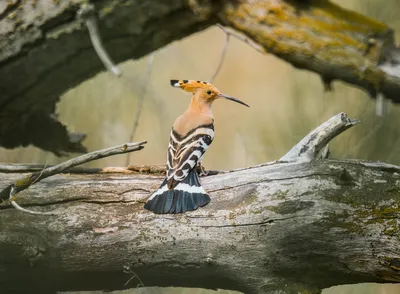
[1,0,400,154]
[0,159,399,293]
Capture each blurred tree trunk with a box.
[1,160,400,294]
[1,0,399,154]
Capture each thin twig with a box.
[77,4,121,77]
[1,142,147,214]
[217,24,265,55]
[8,162,54,215]
[31,161,47,186]
[125,53,155,166]
[123,265,145,288]
[209,31,230,82]
[10,198,55,216]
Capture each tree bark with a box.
[0,160,400,293]
[1,0,399,154]
[1,113,399,294]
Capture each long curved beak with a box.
[218,94,250,107]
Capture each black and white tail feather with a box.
[144,124,214,214]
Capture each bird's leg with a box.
[197,161,208,176]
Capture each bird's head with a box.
[170,79,249,108]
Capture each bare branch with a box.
[77,4,121,77]
[280,113,360,163]
[0,142,147,207]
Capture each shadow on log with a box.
[0,113,399,294]
[1,0,400,154]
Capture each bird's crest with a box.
[170,79,218,93]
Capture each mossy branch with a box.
[219,0,400,102]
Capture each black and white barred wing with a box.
[167,124,214,184]
[144,124,214,214]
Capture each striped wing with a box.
[167,124,214,186]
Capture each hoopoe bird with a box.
[144,79,249,214]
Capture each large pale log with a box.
[0,113,399,294]
[0,160,399,293]
[1,0,399,154]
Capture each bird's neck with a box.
[187,96,213,117]
[173,97,214,136]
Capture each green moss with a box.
[326,168,400,208]
[323,204,400,235]
[100,0,121,18]
[101,6,114,17]
[251,209,263,214]
[223,0,389,90]
[228,212,236,220]
[326,191,362,208]
[323,210,363,234]
[275,189,289,200]
[15,176,32,188]
[383,227,397,236]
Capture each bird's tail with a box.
[144,169,210,214]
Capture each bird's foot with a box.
[197,162,209,177]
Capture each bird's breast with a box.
[173,112,214,138]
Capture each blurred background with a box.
[1,0,400,170]
[2,1,400,293]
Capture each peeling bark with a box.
[0,0,399,154]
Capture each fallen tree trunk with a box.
[1,159,400,293]
[0,113,399,294]
[1,0,399,154]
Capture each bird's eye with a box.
[206,90,212,95]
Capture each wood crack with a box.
[208,172,334,193]
[0,196,88,210]
[198,216,298,228]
